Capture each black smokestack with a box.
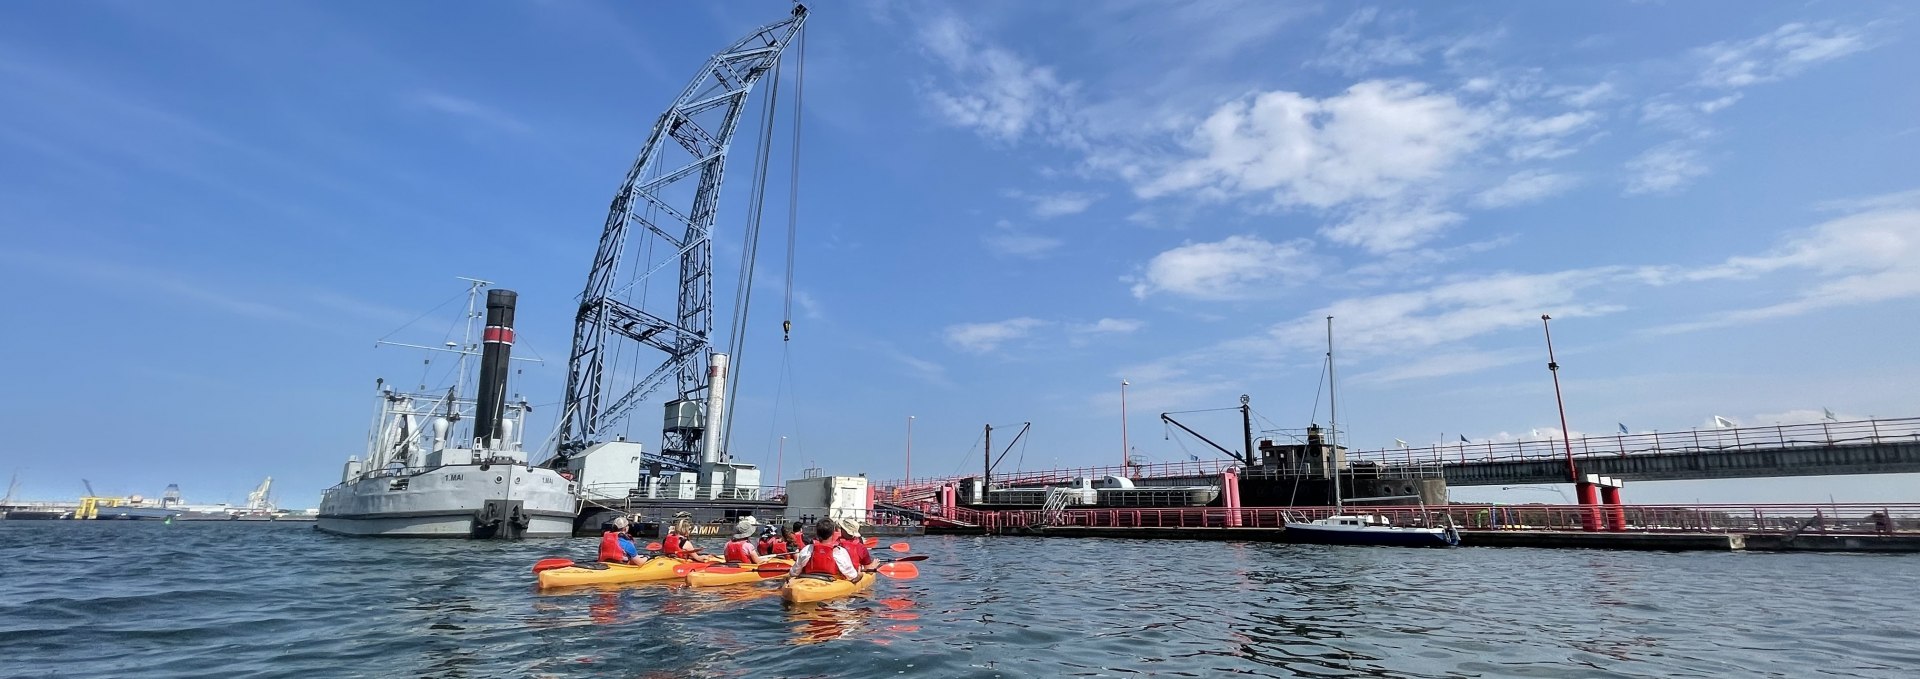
[474,289,516,447]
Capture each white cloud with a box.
[1653,194,1920,329]
[1321,202,1463,253]
[1474,170,1578,208]
[408,91,530,134]
[1129,235,1319,300]
[919,13,1076,142]
[1347,348,1533,384]
[1138,80,1491,208]
[1697,22,1870,89]
[1079,318,1145,335]
[983,219,1064,258]
[1624,144,1708,195]
[1007,190,1099,218]
[1554,81,1617,108]
[1265,268,1635,357]
[944,317,1047,353]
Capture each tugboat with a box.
[1284,316,1459,548]
[317,282,577,538]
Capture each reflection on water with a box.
[3,523,1919,678]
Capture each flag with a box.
[1618,423,1629,435]
[1823,407,1836,421]
[1189,454,1200,462]
[1394,438,1408,448]
[1459,434,1469,443]
[1712,415,1736,429]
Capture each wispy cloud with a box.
[407,91,531,134]
[983,219,1064,259]
[917,12,1076,143]
[0,249,326,330]
[944,317,1048,354]
[1696,22,1871,89]
[1474,170,1578,208]
[1624,144,1708,195]
[1006,189,1099,218]
[1129,235,1319,300]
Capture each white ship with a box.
[318,282,577,539]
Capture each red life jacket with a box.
[800,543,843,578]
[723,539,755,563]
[597,531,627,563]
[764,536,789,556]
[663,533,684,558]
[842,538,874,567]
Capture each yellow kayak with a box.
[686,559,794,587]
[537,557,696,589]
[779,572,876,603]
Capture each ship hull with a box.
[317,463,575,539]
[1283,522,1458,547]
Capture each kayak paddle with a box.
[532,558,575,574]
[888,542,911,552]
[876,562,919,579]
[879,555,928,563]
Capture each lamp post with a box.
[1120,379,1131,470]
[906,415,915,484]
[776,435,785,491]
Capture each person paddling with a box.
[788,521,808,551]
[662,525,698,559]
[760,524,790,556]
[788,519,861,582]
[722,517,767,564]
[598,516,644,565]
[840,519,878,570]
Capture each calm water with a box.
[2,522,1916,678]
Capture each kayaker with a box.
[760,525,790,556]
[598,516,643,564]
[788,521,808,550]
[788,520,861,582]
[722,518,767,564]
[840,519,878,570]
[662,525,698,559]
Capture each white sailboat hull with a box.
[317,463,576,539]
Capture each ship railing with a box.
[1342,416,1920,467]
[943,502,1920,534]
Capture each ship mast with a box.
[1327,316,1342,513]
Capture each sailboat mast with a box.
[1326,316,1341,511]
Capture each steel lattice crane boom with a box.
[554,5,807,471]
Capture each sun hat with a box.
[840,518,862,538]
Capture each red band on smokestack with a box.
[484,326,515,345]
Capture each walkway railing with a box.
[1347,417,1920,467]
[874,417,1920,491]
[939,502,1920,535]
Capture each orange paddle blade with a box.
[864,537,878,547]
[532,558,575,574]
[645,542,663,551]
[702,565,747,574]
[876,562,919,579]
[889,542,910,552]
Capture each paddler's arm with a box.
[787,546,811,576]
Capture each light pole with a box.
[1120,379,1131,469]
[906,415,915,483]
[776,435,785,489]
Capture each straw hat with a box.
[840,518,862,538]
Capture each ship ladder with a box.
[1033,488,1074,529]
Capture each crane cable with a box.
[721,38,788,452]
[782,23,805,342]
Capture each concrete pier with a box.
[926,525,1920,553]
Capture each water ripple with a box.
[3,524,1918,678]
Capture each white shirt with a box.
[787,543,859,580]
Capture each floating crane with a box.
[548,4,808,495]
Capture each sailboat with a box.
[1283,316,1460,548]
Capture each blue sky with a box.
[3,1,1917,507]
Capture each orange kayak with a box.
[780,572,875,603]
[685,559,794,587]
[537,556,714,589]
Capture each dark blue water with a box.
[2,521,1915,678]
